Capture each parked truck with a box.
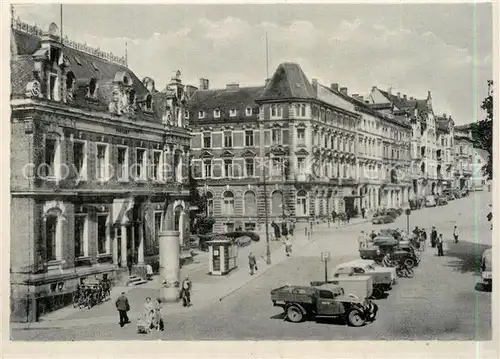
[311,275,373,301]
[270,284,374,327]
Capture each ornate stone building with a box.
[435,115,456,194]
[368,88,440,198]
[453,125,474,190]
[10,20,191,322]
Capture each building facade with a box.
[189,63,416,232]
[471,148,490,190]
[453,125,474,190]
[10,19,191,322]
[435,115,456,193]
[368,87,442,198]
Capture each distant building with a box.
[10,19,191,322]
[453,125,474,190]
[472,148,490,190]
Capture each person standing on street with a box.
[248,252,257,275]
[437,233,444,256]
[115,292,130,327]
[453,225,459,243]
[370,230,377,241]
[431,226,438,248]
[361,208,366,219]
[331,210,337,227]
[282,222,289,239]
[180,276,192,307]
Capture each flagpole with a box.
[60,4,63,40]
[265,31,269,79]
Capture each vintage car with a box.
[386,208,400,218]
[425,195,437,207]
[436,197,448,206]
[347,259,398,284]
[330,260,395,298]
[372,212,395,225]
[270,284,374,326]
[360,238,419,268]
[481,249,492,289]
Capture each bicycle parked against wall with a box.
[72,277,111,309]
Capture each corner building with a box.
[10,20,191,322]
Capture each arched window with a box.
[206,192,214,217]
[244,191,257,216]
[145,94,153,111]
[223,191,234,215]
[296,190,308,217]
[271,191,283,216]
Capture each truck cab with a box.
[333,262,393,297]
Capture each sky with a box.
[12,3,493,125]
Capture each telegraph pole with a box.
[263,161,271,265]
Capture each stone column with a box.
[112,227,119,265]
[179,210,186,248]
[121,225,128,267]
[159,230,181,302]
[137,221,144,264]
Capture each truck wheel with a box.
[404,258,415,268]
[286,305,304,323]
[372,287,383,298]
[404,267,415,278]
[346,309,365,327]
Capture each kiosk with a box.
[208,239,238,275]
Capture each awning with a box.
[112,198,134,225]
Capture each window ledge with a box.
[97,253,112,258]
[75,256,91,261]
[117,178,130,183]
[135,179,148,184]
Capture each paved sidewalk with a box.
[12,217,371,330]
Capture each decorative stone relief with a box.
[25,80,42,98]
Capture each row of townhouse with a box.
[187,63,415,233]
[10,20,191,322]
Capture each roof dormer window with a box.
[184,110,190,119]
[145,94,153,111]
[198,110,205,119]
[88,78,97,98]
[128,89,136,106]
[214,109,221,118]
[65,72,75,101]
[49,73,59,101]
[246,107,252,116]
[229,109,237,117]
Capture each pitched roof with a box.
[11,28,162,121]
[187,86,264,121]
[259,62,316,101]
[377,89,429,114]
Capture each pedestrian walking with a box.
[437,233,444,256]
[358,231,367,248]
[430,226,438,248]
[180,276,192,307]
[453,225,459,243]
[346,212,351,223]
[248,252,257,275]
[155,298,164,331]
[331,210,337,227]
[420,228,427,251]
[282,222,289,238]
[284,237,292,257]
[370,230,377,241]
[289,221,295,236]
[115,292,130,327]
[361,208,366,219]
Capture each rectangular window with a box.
[153,151,162,180]
[45,215,58,261]
[49,74,57,100]
[297,158,306,174]
[73,142,85,178]
[198,111,205,119]
[245,107,252,116]
[229,109,237,117]
[74,215,88,258]
[297,129,305,145]
[245,158,254,177]
[154,212,162,249]
[214,109,221,118]
[203,160,212,178]
[117,147,128,181]
[136,149,146,180]
[271,106,277,117]
[96,144,108,180]
[203,133,211,148]
[272,129,282,145]
[301,104,306,117]
[97,214,109,254]
[224,159,233,177]
[45,138,57,177]
[245,130,254,147]
[224,132,233,148]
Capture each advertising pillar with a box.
[159,230,180,302]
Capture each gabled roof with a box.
[187,86,264,122]
[259,62,316,101]
[377,89,428,111]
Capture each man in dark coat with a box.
[430,227,438,248]
[115,292,130,327]
[331,210,337,225]
[361,208,366,219]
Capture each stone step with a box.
[127,276,147,286]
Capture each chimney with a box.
[226,83,239,91]
[199,78,209,90]
[397,92,401,98]
[352,93,359,99]
[371,86,377,92]
[331,83,339,91]
[359,95,364,102]
[185,85,198,99]
[340,87,348,95]
[403,94,407,101]
[265,78,271,86]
